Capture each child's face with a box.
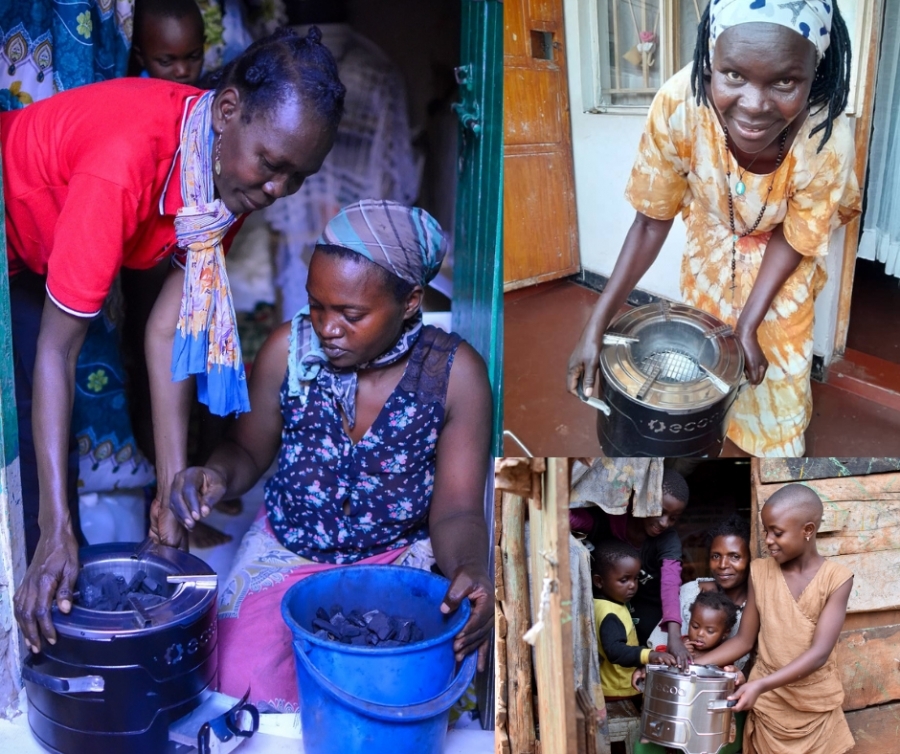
[687,604,728,651]
[594,555,641,604]
[708,22,816,155]
[135,15,205,85]
[641,493,686,538]
[761,504,813,563]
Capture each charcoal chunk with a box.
[73,570,173,611]
[312,605,426,648]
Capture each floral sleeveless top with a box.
[264,325,461,564]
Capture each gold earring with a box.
[214,134,222,176]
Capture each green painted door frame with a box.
[453,0,503,455]
[0,158,26,716]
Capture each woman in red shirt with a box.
[7,27,343,652]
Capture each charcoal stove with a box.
[581,301,745,457]
[22,542,218,754]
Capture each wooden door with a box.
[454,0,504,453]
[504,0,580,290]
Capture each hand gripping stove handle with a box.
[577,378,611,416]
[21,657,104,694]
[707,699,737,711]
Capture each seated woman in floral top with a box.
[169,199,493,710]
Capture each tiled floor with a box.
[503,279,900,457]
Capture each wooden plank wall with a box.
[753,461,900,749]
[528,458,579,754]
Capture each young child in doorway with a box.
[696,484,855,754]
[131,0,206,85]
[593,540,675,703]
[681,589,738,655]
[632,590,745,754]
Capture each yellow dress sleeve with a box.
[624,74,692,221]
[782,114,861,257]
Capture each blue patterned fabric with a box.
[709,0,833,62]
[0,1,133,109]
[265,325,462,564]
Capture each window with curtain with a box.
[858,0,900,278]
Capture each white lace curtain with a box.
[858,0,900,277]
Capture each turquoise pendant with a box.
[735,180,746,195]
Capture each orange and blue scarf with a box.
[171,90,250,416]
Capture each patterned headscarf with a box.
[709,0,833,63]
[170,91,249,416]
[287,200,449,429]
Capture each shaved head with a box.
[765,484,823,527]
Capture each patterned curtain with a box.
[0,1,133,109]
[858,0,900,277]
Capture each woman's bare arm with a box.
[736,223,804,385]
[169,321,288,525]
[727,576,852,711]
[429,341,493,670]
[13,301,91,652]
[567,212,674,397]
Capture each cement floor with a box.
[504,279,900,457]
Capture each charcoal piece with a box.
[396,621,412,644]
[380,640,401,648]
[350,634,368,646]
[347,609,366,627]
[329,604,343,618]
[316,607,330,622]
[126,570,147,593]
[142,577,161,594]
[364,611,393,641]
[340,624,362,639]
[313,618,337,633]
[411,626,425,643]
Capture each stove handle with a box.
[707,699,736,711]
[21,661,105,694]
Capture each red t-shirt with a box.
[1,78,243,316]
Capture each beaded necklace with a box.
[723,126,789,302]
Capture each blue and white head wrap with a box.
[709,0,833,63]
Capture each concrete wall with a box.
[561,0,853,362]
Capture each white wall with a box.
[562,0,847,361]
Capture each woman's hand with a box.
[441,564,494,672]
[736,323,769,385]
[567,320,605,399]
[723,665,747,687]
[149,490,188,550]
[169,467,228,530]
[728,678,765,711]
[14,527,80,653]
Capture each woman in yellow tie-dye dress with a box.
[568,0,860,457]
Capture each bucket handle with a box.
[294,641,476,723]
[21,657,104,693]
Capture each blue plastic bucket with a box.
[281,564,476,754]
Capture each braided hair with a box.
[210,27,345,129]
[662,468,690,505]
[690,0,852,152]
